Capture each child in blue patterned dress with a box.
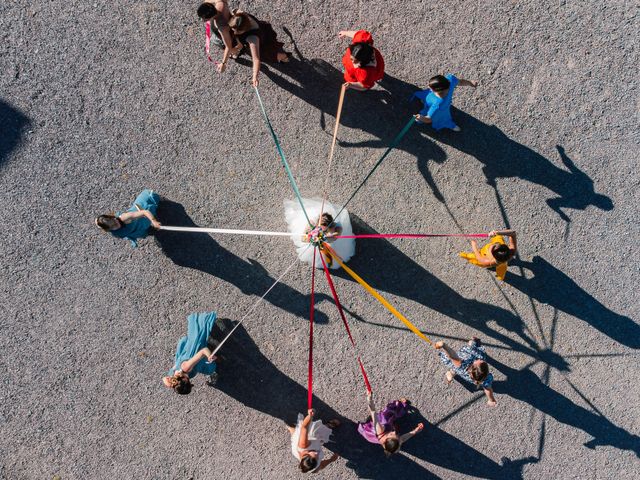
[412,74,478,132]
[435,337,497,406]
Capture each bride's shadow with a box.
[215,321,522,479]
[155,199,330,323]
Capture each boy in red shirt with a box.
[339,30,385,90]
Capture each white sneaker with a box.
[452,126,462,132]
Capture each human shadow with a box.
[331,214,569,371]
[155,200,329,323]
[262,49,449,203]
[215,321,522,478]
[0,100,31,169]
[268,38,614,224]
[490,355,640,456]
[401,408,537,479]
[506,256,639,349]
[414,111,613,222]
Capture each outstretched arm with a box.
[488,229,517,253]
[317,453,340,471]
[247,36,261,87]
[470,240,493,266]
[399,423,424,443]
[219,26,235,51]
[180,347,216,373]
[297,409,314,449]
[338,30,357,39]
[458,78,478,88]
[484,387,497,406]
[367,392,385,436]
[345,81,367,91]
[119,209,161,229]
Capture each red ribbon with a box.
[205,21,213,63]
[336,233,489,239]
[307,248,317,410]
[319,249,372,393]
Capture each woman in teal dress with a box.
[412,74,478,131]
[95,189,161,247]
[163,311,219,395]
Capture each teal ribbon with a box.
[254,87,312,227]
[335,116,416,219]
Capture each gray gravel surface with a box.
[1,1,639,479]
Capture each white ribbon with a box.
[160,225,292,237]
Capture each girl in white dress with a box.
[284,198,355,269]
[288,409,340,473]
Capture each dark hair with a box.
[299,455,318,473]
[429,75,450,92]
[96,214,119,231]
[470,361,489,383]
[175,378,193,395]
[197,3,218,20]
[383,437,400,454]
[319,213,334,227]
[349,42,374,65]
[229,13,248,31]
[492,244,512,263]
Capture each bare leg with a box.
[446,371,455,384]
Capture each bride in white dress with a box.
[284,198,355,269]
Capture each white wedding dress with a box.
[283,198,355,269]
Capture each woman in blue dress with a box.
[162,311,219,395]
[413,74,478,131]
[435,337,497,406]
[95,189,161,247]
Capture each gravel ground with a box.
[1,1,639,479]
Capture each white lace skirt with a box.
[283,198,355,269]
[290,413,332,462]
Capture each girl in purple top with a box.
[357,393,424,455]
[413,74,478,131]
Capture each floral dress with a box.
[439,340,493,389]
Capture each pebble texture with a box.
[1,1,638,479]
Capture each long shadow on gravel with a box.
[264,46,612,223]
[215,322,522,479]
[331,215,567,368]
[490,355,640,457]
[0,99,31,169]
[417,117,614,223]
[506,257,639,349]
[402,408,537,479]
[155,200,329,323]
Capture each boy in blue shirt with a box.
[413,74,478,131]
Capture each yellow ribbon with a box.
[322,244,432,345]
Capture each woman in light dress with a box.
[288,409,340,473]
[284,198,355,269]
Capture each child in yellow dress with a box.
[460,229,517,280]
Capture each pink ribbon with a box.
[205,21,213,62]
[336,233,489,239]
